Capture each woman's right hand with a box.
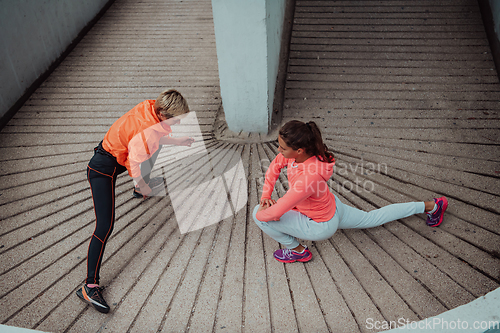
[135,177,152,198]
[139,184,152,197]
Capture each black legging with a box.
[85,142,159,285]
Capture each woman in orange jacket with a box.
[76,89,194,313]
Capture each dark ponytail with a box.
[279,120,334,163]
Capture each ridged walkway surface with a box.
[0,0,499,332]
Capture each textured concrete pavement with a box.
[0,0,499,332]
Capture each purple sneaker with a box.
[426,196,448,227]
[273,246,312,263]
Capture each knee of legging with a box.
[93,224,114,241]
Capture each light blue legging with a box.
[253,195,425,249]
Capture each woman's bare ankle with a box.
[424,200,435,212]
[292,244,305,253]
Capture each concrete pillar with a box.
[212,0,286,134]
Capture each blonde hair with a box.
[154,89,189,119]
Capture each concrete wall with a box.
[480,0,500,79]
[490,0,500,39]
[212,0,287,134]
[0,0,110,121]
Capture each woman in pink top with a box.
[253,120,448,263]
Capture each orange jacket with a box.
[102,100,172,178]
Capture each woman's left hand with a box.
[258,199,276,212]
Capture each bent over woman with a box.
[253,120,447,263]
[77,89,194,313]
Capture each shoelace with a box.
[282,248,293,258]
[427,207,440,222]
[90,287,105,301]
[282,248,305,258]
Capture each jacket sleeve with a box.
[126,123,171,178]
[127,131,151,178]
[256,173,323,222]
[260,154,288,201]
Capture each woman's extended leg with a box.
[253,196,446,263]
[335,196,425,230]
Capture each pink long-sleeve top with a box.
[256,153,336,222]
